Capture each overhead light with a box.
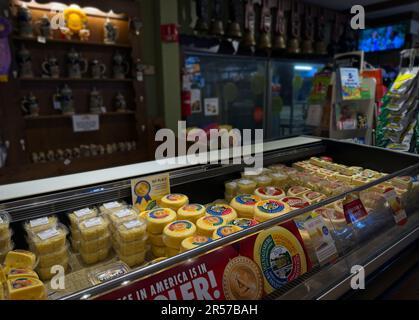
[294,65,313,71]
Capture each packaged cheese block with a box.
[0,229,12,251]
[87,262,130,285]
[5,250,37,270]
[149,233,165,246]
[166,247,180,258]
[7,268,39,280]
[99,201,127,216]
[151,245,166,258]
[0,266,5,284]
[268,164,288,172]
[206,204,237,223]
[29,225,68,255]
[241,170,261,181]
[292,161,306,171]
[287,186,311,197]
[230,195,260,219]
[314,207,347,230]
[309,157,323,167]
[196,216,227,237]
[78,217,109,241]
[269,172,289,188]
[392,176,413,190]
[160,194,189,211]
[282,197,310,211]
[115,218,147,242]
[0,212,11,238]
[80,246,110,265]
[253,226,307,294]
[254,200,290,223]
[212,225,243,240]
[163,220,197,249]
[302,191,326,204]
[113,236,148,256]
[79,234,111,253]
[146,208,177,234]
[229,218,258,229]
[7,277,47,300]
[37,244,68,268]
[37,256,69,281]
[117,250,146,268]
[0,283,3,300]
[24,216,58,235]
[334,173,353,183]
[177,204,206,223]
[254,186,285,200]
[362,169,380,179]
[68,208,98,228]
[108,208,137,227]
[181,235,212,252]
[237,179,257,194]
[255,175,273,187]
[70,226,81,242]
[225,181,238,196]
[0,241,14,265]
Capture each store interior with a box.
[0,0,418,301]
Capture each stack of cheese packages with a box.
[1,250,47,300]
[24,216,69,281]
[0,212,13,264]
[104,204,147,267]
[69,207,111,265]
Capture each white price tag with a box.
[115,209,133,219]
[123,220,142,229]
[37,228,59,240]
[74,208,91,218]
[72,115,100,133]
[37,36,46,44]
[53,100,62,110]
[103,202,121,209]
[83,217,102,228]
[30,217,49,228]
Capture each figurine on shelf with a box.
[21,93,39,117]
[73,147,81,158]
[38,152,46,163]
[64,148,73,159]
[47,150,55,162]
[36,14,52,39]
[114,92,127,112]
[104,17,119,44]
[16,3,33,37]
[31,152,39,164]
[80,145,91,157]
[89,87,105,114]
[112,51,129,79]
[90,144,98,156]
[118,142,126,152]
[41,56,60,79]
[54,84,74,115]
[55,149,65,161]
[97,145,105,155]
[90,59,106,79]
[134,59,146,82]
[129,17,143,36]
[63,5,89,41]
[67,48,87,79]
[17,44,33,78]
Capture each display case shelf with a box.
[12,36,132,49]
[23,111,136,120]
[19,78,135,83]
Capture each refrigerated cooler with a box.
[0,137,418,300]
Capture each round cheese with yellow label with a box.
[145,208,177,234]
[254,187,285,200]
[254,200,290,223]
[160,194,189,211]
[181,235,212,252]
[253,226,307,294]
[196,216,227,237]
[212,225,243,240]
[177,204,205,223]
[166,247,180,258]
[287,186,311,197]
[229,218,258,229]
[206,204,237,223]
[162,220,197,249]
[149,232,165,246]
[230,195,260,219]
[151,245,166,258]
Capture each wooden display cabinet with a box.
[0,0,153,184]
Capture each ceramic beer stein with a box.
[90,60,107,79]
[42,57,60,78]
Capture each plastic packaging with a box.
[108,208,137,227]
[88,262,130,285]
[115,218,147,242]
[116,249,146,267]
[99,201,127,216]
[37,256,69,281]
[78,234,111,253]
[0,211,11,238]
[80,245,111,265]
[112,235,148,256]
[68,207,98,227]
[37,243,69,268]
[0,229,13,251]
[24,215,58,234]
[28,224,68,255]
[78,217,110,241]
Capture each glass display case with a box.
[0,137,418,300]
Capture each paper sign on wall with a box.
[204,98,219,116]
[72,115,100,132]
[305,104,323,126]
[191,89,202,114]
[131,173,170,212]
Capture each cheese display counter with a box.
[0,137,419,300]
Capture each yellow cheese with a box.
[116,250,146,268]
[68,208,97,228]
[254,186,285,200]
[163,220,197,249]
[29,225,68,255]
[0,283,3,300]
[206,204,237,223]
[139,210,150,220]
[269,172,289,188]
[177,204,206,223]
[149,233,165,246]
[237,179,257,194]
[255,175,273,187]
[196,216,227,237]
[146,208,177,234]
[160,194,189,211]
[113,236,147,256]
[7,268,39,280]
[334,173,353,183]
[241,170,261,180]
[78,217,109,241]
[78,234,111,253]
[108,208,137,227]
[99,201,127,216]
[230,195,260,219]
[0,212,11,238]
[5,250,37,270]
[37,245,68,268]
[253,226,307,294]
[302,191,326,204]
[287,186,311,197]
[212,225,243,240]
[254,200,290,223]
[225,181,238,195]
[228,218,258,229]
[166,247,180,258]
[181,235,212,252]
[115,218,147,242]
[36,256,68,281]
[7,277,46,300]
[0,266,6,284]
[24,216,58,234]
[80,246,110,265]
[151,245,166,258]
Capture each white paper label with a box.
[123,220,142,229]
[37,228,59,240]
[30,217,49,228]
[72,115,100,133]
[115,209,133,219]
[37,36,46,44]
[83,217,102,228]
[74,208,91,218]
[103,202,121,209]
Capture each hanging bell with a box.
[259,32,272,50]
[273,34,286,50]
[228,21,242,39]
[302,40,313,54]
[211,20,225,36]
[243,30,256,47]
[288,38,300,54]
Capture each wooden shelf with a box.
[19,78,135,83]
[24,111,136,120]
[12,36,132,49]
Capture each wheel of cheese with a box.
[139,210,150,220]
[160,194,189,211]
[253,226,307,294]
[162,220,197,249]
[269,173,289,188]
[181,235,212,252]
[281,197,310,211]
[177,204,205,223]
[196,216,226,237]
[151,245,166,258]
[255,175,273,187]
[254,186,285,200]
[145,208,177,234]
[254,200,290,223]
[206,204,237,223]
[230,195,260,219]
[302,191,326,204]
[166,247,180,258]
[228,218,258,229]
[212,225,243,240]
[287,186,311,197]
[314,207,347,230]
[148,232,165,246]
